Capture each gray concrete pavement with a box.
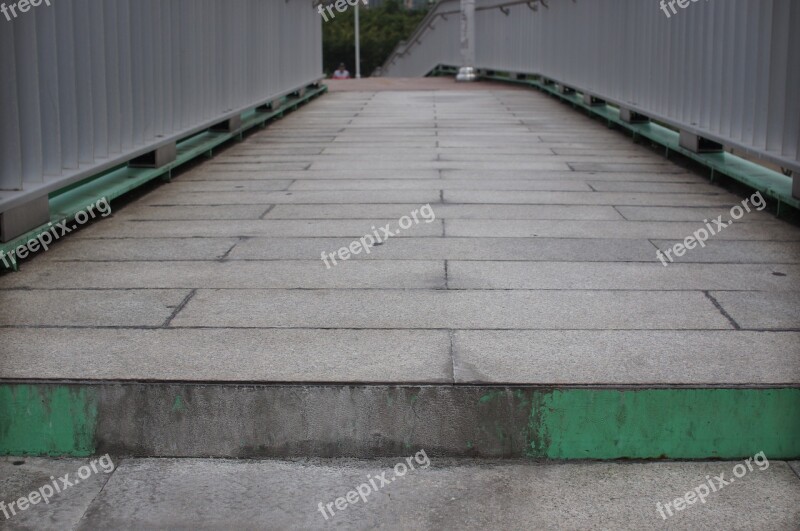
[0,457,112,531]
[2,456,798,530]
[1,86,798,385]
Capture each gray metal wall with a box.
[0,0,323,206]
[381,0,800,175]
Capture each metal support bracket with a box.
[256,100,275,112]
[583,94,606,106]
[0,195,50,243]
[619,108,650,124]
[679,131,723,153]
[209,114,243,133]
[129,142,177,169]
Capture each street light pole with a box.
[456,0,477,81]
[354,2,361,78]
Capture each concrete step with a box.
[2,456,799,529]
[1,382,798,460]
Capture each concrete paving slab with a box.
[568,162,685,173]
[0,289,189,327]
[179,170,441,181]
[338,123,438,130]
[172,289,733,330]
[265,204,623,220]
[201,161,309,171]
[248,137,336,144]
[551,147,666,156]
[333,131,440,136]
[0,457,113,530]
[453,330,800,384]
[74,219,443,239]
[444,191,740,207]
[71,458,800,530]
[331,139,437,147]
[141,190,441,205]
[440,154,662,164]
[537,134,653,143]
[314,161,575,171]
[441,170,704,182]
[448,262,800,291]
[437,139,549,148]
[1,261,445,289]
[220,154,438,163]
[588,181,724,193]
[618,206,775,222]
[708,291,800,330]
[164,180,295,192]
[650,240,800,263]
[534,141,637,149]
[43,238,238,261]
[446,219,800,240]
[287,179,591,192]
[318,147,442,156]
[0,329,452,382]
[244,153,450,163]
[228,237,656,262]
[112,205,268,221]
[225,146,324,155]
[329,146,558,155]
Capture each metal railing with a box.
[380,0,800,177]
[0,0,322,212]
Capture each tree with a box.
[322,0,430,77]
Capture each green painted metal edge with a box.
[527,388,800,459]
[472,69,798,213]
[2,384,797,459]
[0,84,328,271]
[0,385,98,456]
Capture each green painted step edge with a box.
[466,68,798,213]
[527,388,800,459]
[0,84,328,271]
[2,384,797,459]
[0,385,98,457]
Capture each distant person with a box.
[332,64,350,79]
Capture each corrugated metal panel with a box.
[382,0,800,174]
[0,0,323,204]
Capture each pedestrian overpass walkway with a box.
[0,79,800,458]
[1,77,798,460]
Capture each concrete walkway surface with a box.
[2,456,799,530]
[1,84,798,386]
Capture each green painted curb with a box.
[526,388,800,459]
[0,385,98,456]
[2,384,797,459]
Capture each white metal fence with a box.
[0,0,322,206]
[381,0,800,176]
